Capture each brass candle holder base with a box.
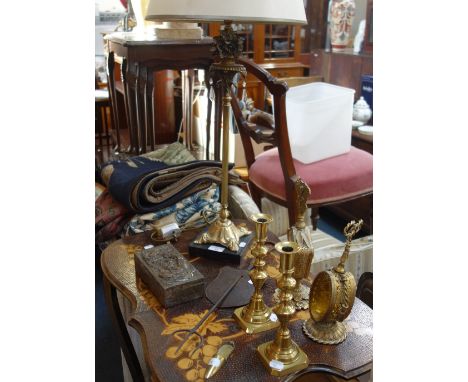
[233,305,279,334]
[195,210,251,252]
[257,340,309,377]
[302,319,347,345]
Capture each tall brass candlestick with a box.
[257,241,309,377]
[233,213,280,334]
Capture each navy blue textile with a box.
[105,157,232,214]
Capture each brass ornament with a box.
[213,21,244,60]
[233,213,280,334]
[274,177,314,310]
[257,241,309,377]
[194,21,250,252]
[303,220,363,345]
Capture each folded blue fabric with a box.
[102,156,240,213]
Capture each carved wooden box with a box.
[135,244,205,308]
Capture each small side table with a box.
[101,223,372,382]
[105,33,219,157]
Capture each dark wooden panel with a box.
[328,54,363,100]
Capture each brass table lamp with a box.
[145,0,307,252]
[233,213,280,333]
[303,220,363,345]
[257,241,309,377]
[194,22,251,251]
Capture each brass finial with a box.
[334,219,363,274]
[293,177,310,230]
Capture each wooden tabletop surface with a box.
[101,222,373,382]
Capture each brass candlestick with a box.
[233,213,280,334]
[274,177,314,309]
[194,21,251,252]
[303,220,363,345]
[257,241,309,377]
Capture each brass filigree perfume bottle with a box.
[233,213,280,334]
[257,241,309,377]
[303,220,363,345]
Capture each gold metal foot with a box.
[257,341,309,377]
[194,209,250,252]
[302,319,347,345]
[233,305,279,334]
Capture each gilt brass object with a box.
[194,21,251,252]
[257,241,309,377]
[233,213,280,334]
[205,341,235,379]
[303,220,363,345]
[273,178,314,310]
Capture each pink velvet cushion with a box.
[249,147,373,204]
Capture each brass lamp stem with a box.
[193,20,251,252]
[220,89,231,212]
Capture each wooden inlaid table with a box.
[101,222,373,382]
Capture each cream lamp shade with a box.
[145,0,307,24]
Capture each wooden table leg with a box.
[205,85,212,160]
[102,275,145,382]
[144,66,155,153]
[107,51,121,153]
[121,58,134,154]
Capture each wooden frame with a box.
[363,0,373,53]
[232,57,372,229]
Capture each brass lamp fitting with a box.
[257,241,309,377]
[194,20,251,252]
[233,213,280,334]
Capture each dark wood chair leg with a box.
[102,276,145,382]
[311,207,320,231]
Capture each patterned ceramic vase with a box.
[330,0,356,52]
